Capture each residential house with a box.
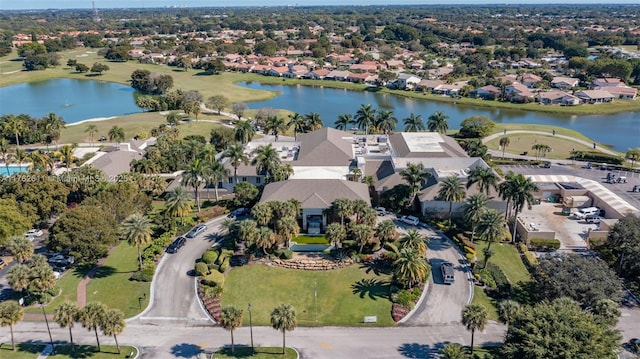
[347,72,377,84]
[519,73,543,88]
[394,73,422,90]
[505,83,535,102]
[551,76,579,90]
[472,85,501,100]
[592,78,625,88]
[537,90,581,106]
[599,86,637,100]
[416,79,444,92]
[575,90,615,104]
[325,70,352,81]
[349,62,378,73]
[432,82,466,96]
[385,60,405,70]
[304,68,331,80]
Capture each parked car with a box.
[400,215,419,226]
[167,236,186,254]
[585,215,603,224]
[48,254,75,268]
[374,207,387,215]
[441,262,455,284]
[228,208,249,218]
[572,207,600,220]
[24,229,44,237]
[541,161,551,168]
[185,224,207,238]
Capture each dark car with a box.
[228,208,249,218]
[542,161,551,168]
[185,224,207,238]
[167,236,186,253]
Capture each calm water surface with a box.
[0,78,140,123]
[242,82,640,151]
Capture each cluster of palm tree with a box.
[334,105,451,135]
[388,229,431,288]
[531,143,552,160]
[52,301,126,354]
[498,172,539,242]
[220,303,297,355]
[0,112,65,148]
[5,237,56,302]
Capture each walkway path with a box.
[77,247,115,308]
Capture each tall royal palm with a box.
[288,113,307,140]
[182,158,206,211]
[476,209,505,252]
[265,116,288,141]
[270,304,297,354]
[438,175,467,223]
[334,113,354,131]
[461,304,488,355]
[100,309,126,354]
[206,160,228,202]
[165,186,193,225]
[108,126,125,149]
[54,302,79,349]
[462,193,489,242]
[466,166,499,196]
[354,104,376,137]
[79,302,106,352]
[3,114,27,147]
[223,143,249,186]
[85,124,98,146]
[375,109,397,134]
[220,306,243,355]
[427,111,449,134]
[304,112,323,131]
[234,120,255,144]
[252,144,281,182]
[398,229,428,256]
[403,113,424,132]
[499,136,510,158]
[400,162,431,209]
[120,213,153,270]
[504,173,538,242]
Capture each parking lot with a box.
[521,202,596,251]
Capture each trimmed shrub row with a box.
[529,238,561,251]
[518,243,538,268]
[572,151,624,165]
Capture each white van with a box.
[573,207,600,220]
[400,215,419,226]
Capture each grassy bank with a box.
[213,347,297,359]
[486,133,596,160]
[221,264,394,326]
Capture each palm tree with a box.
[220,306,243,355]
[476,209,506,252]
[334,113,354,131]
[55,144,77,170]
[165,111,181,127]
[0,300,23,351]
[462,193,489,242]
[440,343,469,359]
[393,248,430,288]
[270,304,297,354]
[325,223,346,249]
[625,148,640,168]
[304,112,323,131]
[461,304,488,355]
[438,175,467,223]
[206,160,228,202]
[223,143,249,185]
[0,138,10,175]
[182,158,206,211]
[79,302,107,351]
[252,203,273,227]
[400,162,431,209]
[464,139,488,158]
[403,113,424,132]
[398,229,428,256]
[165,186,193,225]
[6,236,34,264]
[276,216,299,248]
[350,167,362,182]
[330,198,353,225]
[265,116,288,141]
[503,173,538,242]
[234,120,255,144]
[352,223,374,254]
[120,213,153,270]
[499,136,510,158]
[100,308,126,354]
[497,300,521,325]
[6,265,30,295]
[4,114,27,147]
[252,144,281,182]
[255,227,274,255]
[42,112,66,148]
[427,111,449,133]
[14,147,27,172]
[237,220,258,243]
[54,302,79,349]
[354,104,376,137]
[376,220,397,245]
[287,113,306,140]
[466,166,499,196]
[108,126,125,149]
[375,109,397,134]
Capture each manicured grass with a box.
[486,133,597,160]
[0,343,44,359]
[471,346,503,358]
[85,241,150,318]
[213,346,297,359]
[471,285,499,321]
[292,235,328,244]
[48,345,136,359]
[476,241,531,285]
[221,264,394,326]
[24,265,92,315]
[492,123,595,143]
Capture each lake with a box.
[0,78,140,124]
[241,82,640,151]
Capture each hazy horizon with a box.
[2,0,639,10]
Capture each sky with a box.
[2,0,639,10]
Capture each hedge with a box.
[572,151,624,165]
[523,251,537,267]
[485,262,511,297]
[202,250,219,265]
[275,249,293,260]
[195,262,209,276]
[218,258,230,273]
[529,238,561,251]
[455,233,477,250]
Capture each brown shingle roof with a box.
[259,179,370,209]
[295,128,354,166]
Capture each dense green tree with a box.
[502,298,620,359]
[0,175,69,222]
[233,181,258,208]
[90,62,109,75]
[458,116,495,138]
[270,304,297,354]
[393,248,430,288]
[220,306,243,355]
[206,95,229,114]
[0,199,32,247]
[603,214,640,280]
[0,301,23,351]
[461,304,488,355]
[497,300,521,325]
[84,181,151,223]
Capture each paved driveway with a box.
[133,216,227,326]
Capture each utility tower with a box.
[92,0,101,23]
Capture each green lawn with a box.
[213,347,297,359]
[0,343,44,359]
[221,264,394,326]
[486,133,598,160]
[476,241,531,285]
[48,345,136,359]
[24,265,92,315]
[471,346,503,358]
[292,235,329,244]
[85,241,150,318]
[471,285,499,321]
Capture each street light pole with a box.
[40,303,54,348]
[248,303,254,354]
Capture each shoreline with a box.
[66,116,119,127]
